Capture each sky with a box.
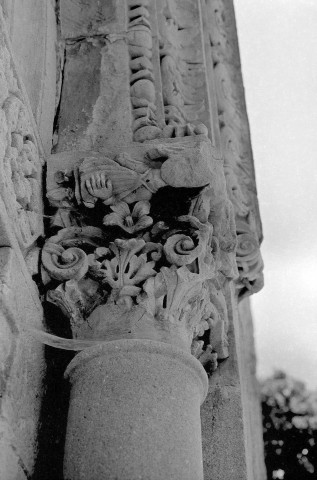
[234,0,317,388]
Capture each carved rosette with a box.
[42,136,237,373]
[235,219,264,300]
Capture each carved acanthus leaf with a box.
[138,265,212,350]
[100,238,157,302]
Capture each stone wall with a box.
[2,0,57,154]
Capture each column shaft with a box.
[64,339,208,480]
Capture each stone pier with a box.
[0,1,265,479]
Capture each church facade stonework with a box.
[0,1,265,479]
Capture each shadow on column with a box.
[33,302,74,480]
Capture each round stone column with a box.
[63,339,208,480]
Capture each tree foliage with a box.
[261,371,317,479]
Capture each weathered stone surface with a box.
[202,385,247,480]
[56,37,133,152]
[201,279,247,479]
[64,340,208,480]
[0,247,45,480]
[60,0,127,39]
[3,0,57,154]
[237,298,267,480]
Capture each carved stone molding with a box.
[205,0,264,299]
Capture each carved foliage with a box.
[0,38,43,250]
[91,238,158,305]
[139,265,212,349]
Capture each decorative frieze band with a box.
[206,0,264,298]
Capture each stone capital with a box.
[41,135,237,373]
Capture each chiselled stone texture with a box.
[60,0,127,39]
[57,35,133,152]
